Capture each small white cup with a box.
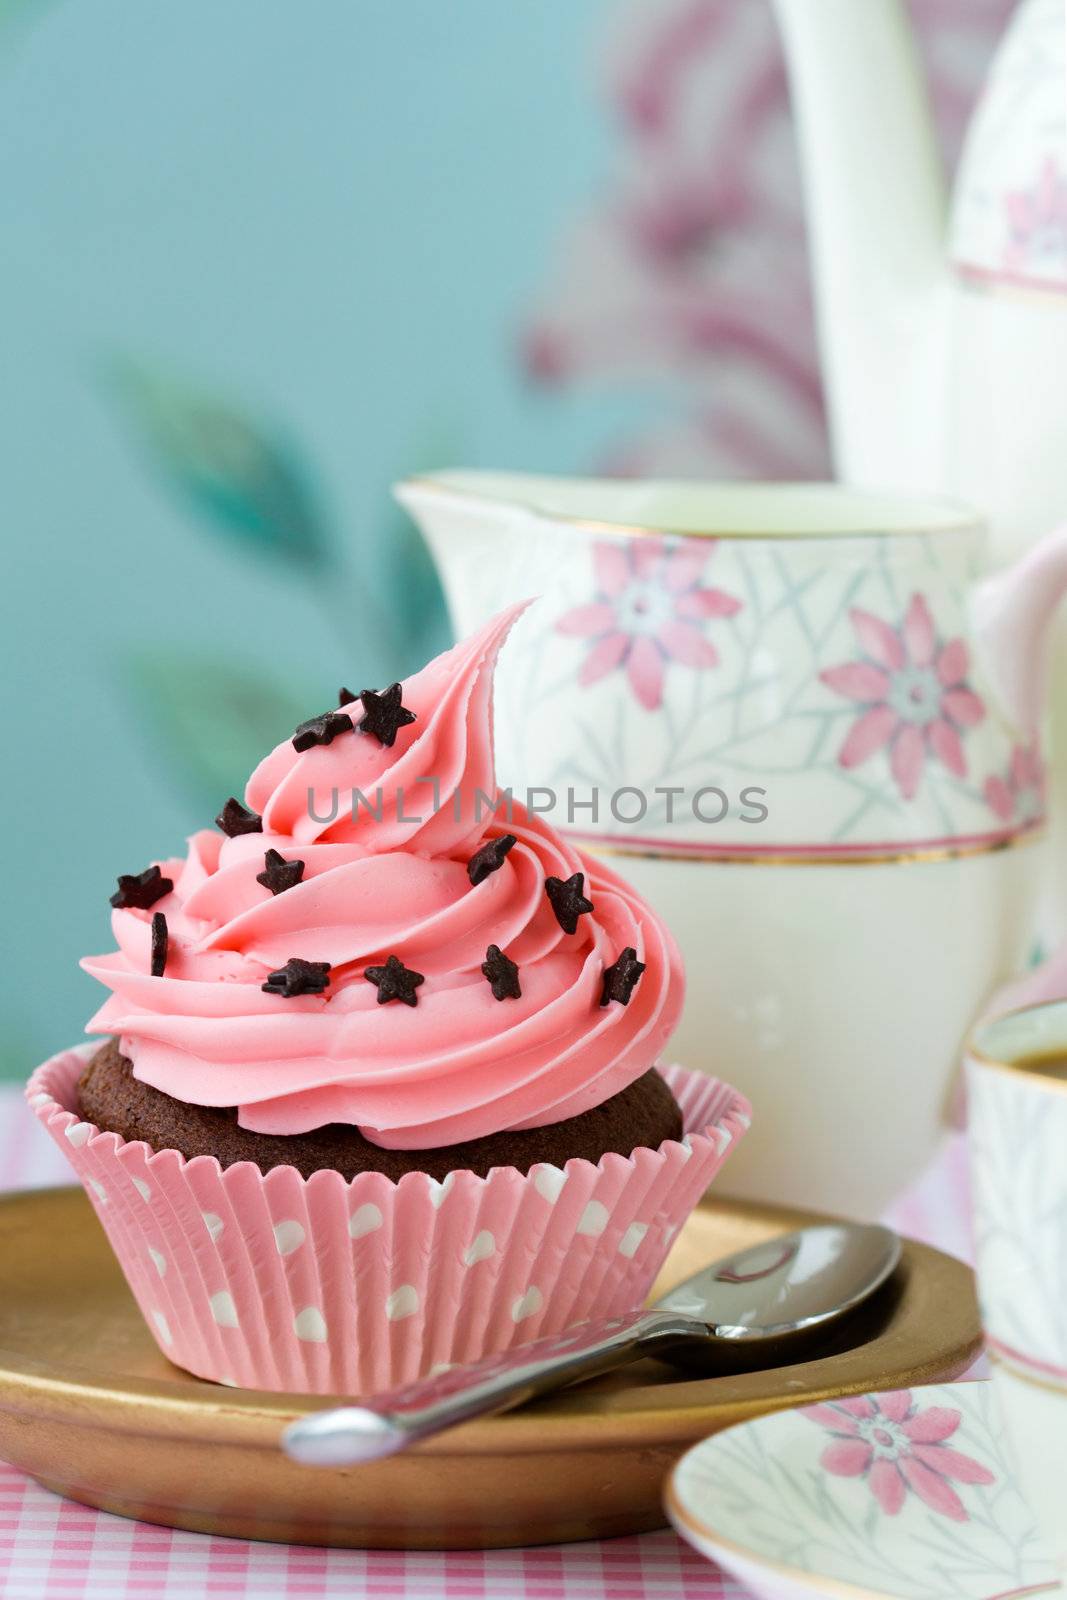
[968,999,1067,1572]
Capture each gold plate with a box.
[0,1186,981,1550]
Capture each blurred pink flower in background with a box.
[523,0,1014,480]
[1004,155,1067,280]
[556,538,741,710]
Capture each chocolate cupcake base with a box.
[78,1039,683,1182]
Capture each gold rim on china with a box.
[397,474,982,546]
[968,997,1067,1097]
[582,827,1043,868]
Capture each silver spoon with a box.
[283,1222,900,1466]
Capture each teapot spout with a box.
[973,525,1067,735]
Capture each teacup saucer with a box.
[667,1380,1060,1600]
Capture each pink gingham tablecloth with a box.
[0,1087,971,1600]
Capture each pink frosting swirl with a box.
[82,604,685,1148]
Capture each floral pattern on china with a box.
[949,0,1067,294]
[969,1040,1067,1371]
[668,1381,1056,1600]
[818,594,985,804]
[556,538,742,712]
[804,1392,994,1522]
[484,524,1047,854]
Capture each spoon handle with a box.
[283,1306,699,1465]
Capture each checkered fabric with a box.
[0,1087,968,1600]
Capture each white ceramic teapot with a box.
[771,0,1067,919]
[398,472,1067,1216]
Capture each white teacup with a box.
[968,1000,1067,1573]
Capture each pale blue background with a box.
[0,0,657,1074]
[0,3,1009,1082]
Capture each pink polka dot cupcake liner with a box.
[26,1046,750,1396]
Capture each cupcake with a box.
[28,603,749,1394]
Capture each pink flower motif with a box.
[802,1391,995,1522]
[556,538,741,711]
[820,594,986,801]
[984,742,1046,827]
[1005,156,1067,283]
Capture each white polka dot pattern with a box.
[533,1166,567,1202]
[618,1223,648,1258]
[385,1285,419,1321]
[273,1220,305,1256]
[576,1201,609,1237]
[209,1291,239,1328]
[463,1231,495,1266]
[348,1202,383,1239]
[511,1287,544,1323]
[293,1306,328,1343]
[27,1048,750,1396]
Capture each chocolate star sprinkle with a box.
[545,872,594,935]
[151,912,168,977]
[256,848,305,896]
[600,946,646,1007]
[111,865,173,910]
[467,833,517,887]
[482,944,521,1001]
[262,957,331,998]
[357,683,416,748]
[215,797,263,837]
[292,709,354,752]
[364,953,424,1006]
[338,687,358,707]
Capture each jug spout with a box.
[394,473,519,544]
[973,526,1067,736]
[394,472,538,631]
[771,0,950,491]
